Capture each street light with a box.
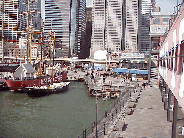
[96,91,98,138]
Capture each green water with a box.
[0,82,114,138]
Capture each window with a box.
[175,46,178,72]
[163,18,169,25]
[153,18,159,24]
[178,43,184,73]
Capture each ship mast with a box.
[26,0,30,63]
[1,0,4,62]
[48,25,55,84]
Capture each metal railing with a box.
[78,89,132,138]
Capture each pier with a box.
[77,67,173,138]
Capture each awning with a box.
[112,68,148,75]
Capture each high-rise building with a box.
[105,0,123,52]
[74,0,86,59]
[0,0,19,41]
[44,0,71,58]
[139,0,151,53]
[85,7,92,59]
[18,0,42,39]
[124,0,152,53]
[91,0,106,58]
[91,0,123,58]
[124,0,138,53]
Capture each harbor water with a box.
[0,81,114,138]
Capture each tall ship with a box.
[5,63,67,91]
[2,0,67,91]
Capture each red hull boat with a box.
[5,71,67,91]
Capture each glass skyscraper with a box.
[44,0,71,58]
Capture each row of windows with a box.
[159,43,184,73]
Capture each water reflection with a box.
[0,82,114,138]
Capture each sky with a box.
[155,0,183,13]
[86,0,183,13]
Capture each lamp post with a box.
[148,39,151,84]
[96,92,98,138]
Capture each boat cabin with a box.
[13,63,37,80]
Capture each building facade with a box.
[124,0,138,53]
[139,0,151,53]
[74,0,86,59]
[91,0,106,58]
[85,7,92,59]
[91,0,123,58]
[158,2,184,137]
[0,0,19,41]
[124,0,152,53]
[44,0,71,58]
[105,0,123,52]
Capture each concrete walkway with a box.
[105,81,172,137]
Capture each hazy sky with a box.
[86,0,183,13]
[155,0,183,13]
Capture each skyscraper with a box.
[124,0,151,53]
[74,0,86,59]
[85,7,92,59]
[139,0,151,53]
[125,0,138,53]
[18,0,42,39]
[91,0,123,58]
[91,0,106,58]
[44,0,71,58]
[0,0,19,41]
[105,0,123,52]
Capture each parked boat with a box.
[24,86,54,97]
[102,95,110,101]
[24,82,70,97]
[0,78,9,91]
[51,82,70,93]
[5,63,67,91]
[0,63,19,72]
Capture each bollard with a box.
[116,109,117,115]
[112,113,113,120]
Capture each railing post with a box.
[84,129,86,138]
[104,123,105,135]
[123,99,124,107]
[92,123,93,133]
[167,90,171,122]
[105,110,107,118]
[120,102,121,112]
[172,96,178,138]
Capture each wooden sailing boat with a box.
[5,0,67,92]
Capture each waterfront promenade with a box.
[105,82,172,138]
[86,68,172,138]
